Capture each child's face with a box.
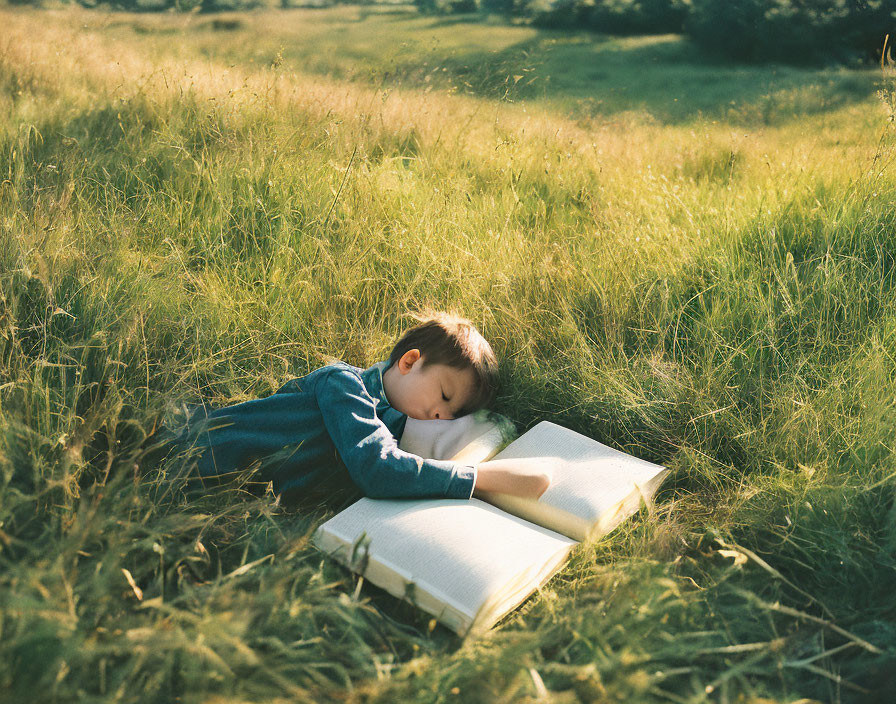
[383,350,477,421]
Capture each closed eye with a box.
[442,393,450,402]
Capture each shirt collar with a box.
[362,360,407,435]
[361,360,392,408]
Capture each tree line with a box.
[422,0,894,64]
[10,0,895,64]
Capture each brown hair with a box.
[388,312,498,415]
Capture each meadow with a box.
[1,4,895,702]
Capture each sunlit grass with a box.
[1,5,895,702]
[67,4,884,126]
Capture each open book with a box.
[313,419,669,638]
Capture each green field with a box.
[2,5,895,702]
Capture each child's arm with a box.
[317,367,477,499]
[472,458,552,500]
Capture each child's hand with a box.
[473,458,553,500]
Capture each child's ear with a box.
[398,349,421,374]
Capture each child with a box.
[175,313,550,502]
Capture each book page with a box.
[479,422,669,541]
[313,497,575,636]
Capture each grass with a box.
[79,4,882,125]
[1,4,896,702]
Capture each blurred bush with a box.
[9,0,895,65]
[533,0,688,33]
[20,0,317,10]
[413,0,479,13]
[685,0,896,64]
[480,0,528,16]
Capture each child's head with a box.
[383,312,498,421]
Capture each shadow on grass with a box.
[376,19,882,126]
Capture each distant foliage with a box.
[32,0,276,9]
[598,0,688,33]
[413,0,685,25]
[412,0,478,14]
[478,0,515,15]
[11,0,895,64]
[686,0,896,63]
[533,0,688,33]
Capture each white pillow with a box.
[399,410,518,465]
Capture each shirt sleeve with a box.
[315,366,477,500]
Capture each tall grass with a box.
[1,6,895,702]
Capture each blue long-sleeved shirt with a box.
[188,361,478,499]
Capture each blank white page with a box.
[486,421,668,538]
[315,498,575,630]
